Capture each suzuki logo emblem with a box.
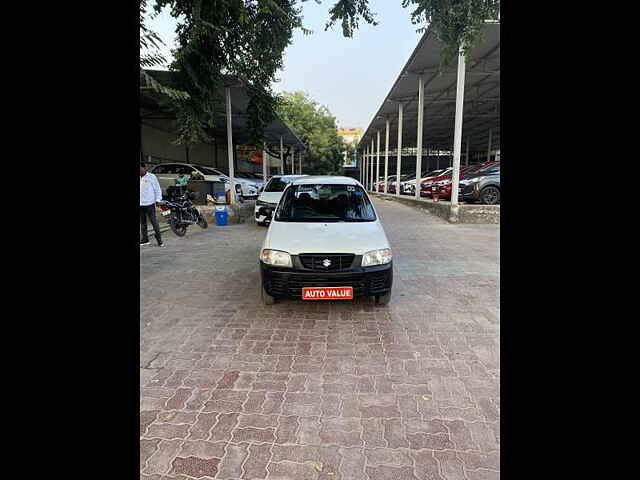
[322,259,332,267]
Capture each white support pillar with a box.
[225,86,236,204]
[415,75,424,200]
[299,150,302,174]
[487,129,492,162]
[370,138,375,191]
[291,147,295,175]
[376,130,381,193]
[280,136,284,175]
[465,138,470,166]
[396,103,403,197]
[364,146,368,188]
[450,46,467,214]
[384,119,390,194]
[263,142,268,182]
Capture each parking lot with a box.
[140,197,500,480]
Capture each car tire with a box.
[262,286,275,305]
[375,292,391,305]
[480,186,500,205]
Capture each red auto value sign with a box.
[302,286,353,300]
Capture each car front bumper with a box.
[459,183,480,201]
[260,260,393,299]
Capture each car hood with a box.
[236,178,257,185]
[257,191,284,205]
[263,220,390,255]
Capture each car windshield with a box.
[265,177,295,192]
[275,184,376,222]
[475,163,500,174]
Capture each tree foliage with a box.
[325,1,500,67]
[141,0,307,147]
[140,0,190,102]
[277,91,345,176]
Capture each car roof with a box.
[292,176,361,185]
[153,162,222,171]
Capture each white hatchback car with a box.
[254,175,307,226]
[259,176,393,305]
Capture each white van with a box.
[259,176,393,305]
[254,175,307,226]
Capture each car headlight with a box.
[260,249,292,267]
[361,248,392,267]
[470,176,485,183]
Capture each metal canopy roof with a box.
[360,22,499,154]
[141,69,306,150]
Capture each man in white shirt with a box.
[140,162,164,246]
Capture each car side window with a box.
[152,164,170,174]
[175,165,194,175]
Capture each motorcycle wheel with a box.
[169,218,187,237]
[197,213,208,229]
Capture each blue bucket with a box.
[215,209,228,226]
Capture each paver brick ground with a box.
[140,198,499,479]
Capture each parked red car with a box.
[421,162,499,199]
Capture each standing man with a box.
[140,162,164,247]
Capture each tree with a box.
[325,1,500,67]
[140,0,309,147]
[277,91,345,176]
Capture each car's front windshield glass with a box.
[265,177,293,192]
[275,184,376,222]
[476,164,500,174]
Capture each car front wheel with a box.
[375,292,391,305]
[262,285,275,305]
[480,186,500,205]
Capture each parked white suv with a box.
[149,163,261,199]
[259,176,393,305]
[254,175,306,226]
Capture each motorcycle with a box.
[158,191,208,237]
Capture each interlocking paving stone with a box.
[144,439,183,475]
[141,199,500,479]
[178,440,226,459]
[170,456,220,478]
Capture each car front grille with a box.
[267,272,384,298]
[298,254,355,272]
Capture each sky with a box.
[145,1,423,130]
